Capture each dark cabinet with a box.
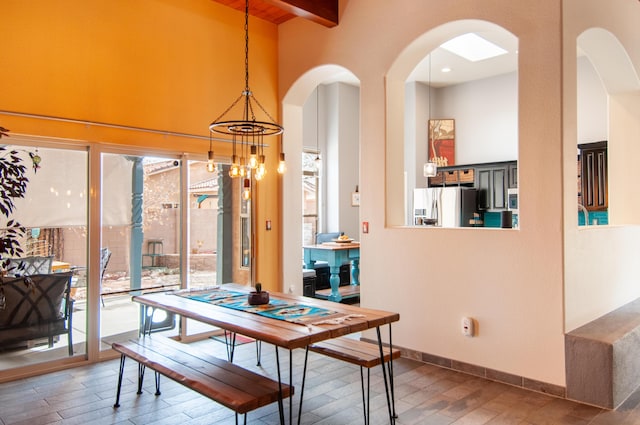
[476,164,510,210]
[508,163,518,189]
[477,169,491,210]
[427,160,517,211]
[579,141,607,211]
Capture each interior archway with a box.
[577,27,640,226]
[386,20,518,227]
[281,65,360,295]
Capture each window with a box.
[302,151,320,245]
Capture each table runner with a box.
[176,288,340,325]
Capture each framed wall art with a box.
[428,119,455,167]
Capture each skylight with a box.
[440,33,508,62]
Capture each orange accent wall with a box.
[0,0,282,290]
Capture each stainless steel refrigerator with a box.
[413,187,477,227]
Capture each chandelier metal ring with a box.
[206,0,285,176]
[210,120,283,137]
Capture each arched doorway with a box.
[281,66,360,296]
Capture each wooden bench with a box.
[309,337,401,424]
[112,336,293,424]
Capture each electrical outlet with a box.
[461,317,474,337]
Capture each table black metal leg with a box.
[275,346,286,425]
[224,330,237,362]
[376,326,395,424]
[290,349,294,425]
[297,346,310,425]
[142,306,155,336]
[387,323,397,419]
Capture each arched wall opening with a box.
[563,7,640,332]
[278,1,567,387]
[281,65,360,295]
[386,20,519,228]
[577,28,640,226]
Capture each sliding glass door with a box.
[0,142,239,375]
[0,143,88,370]
[99,154,183,350]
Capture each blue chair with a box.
[315,232,341,244]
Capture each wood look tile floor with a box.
[1,338,640,425]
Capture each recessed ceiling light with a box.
[440,33,508,62]
[441,67,452,73]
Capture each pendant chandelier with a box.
[208,0,285,181]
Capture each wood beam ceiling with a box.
[211,0,338,27]
[264,0,338,27]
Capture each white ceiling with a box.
[409,29,519,87]
[324,27,519,88]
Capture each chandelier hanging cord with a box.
[207,0,285,176]
[209,0,283,137]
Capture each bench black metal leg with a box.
[137,363,145,394]
[256,340,262,366]
[154,371,161,395]
[360,366,369,425]
[114,354,126,408]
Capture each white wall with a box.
[325,84,340,232]
[563,0,640,332]
[577,56,608,143]
[335,83,360,239]
[407,60,606,173]
[301,84,360,238]
[405,82,429,187]
[280,0,566,387]
[437,73,518,164]
[609,93,640,225]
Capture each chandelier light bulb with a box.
[277,152,286,174]
[255,164,266,181]
[242,178,251,200]
[229,155,240,177]
[207,150,215,173]
[239,156,247,177]
[257,156,266,179]
[248,145,258,169]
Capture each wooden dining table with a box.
[133,284,399,424]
